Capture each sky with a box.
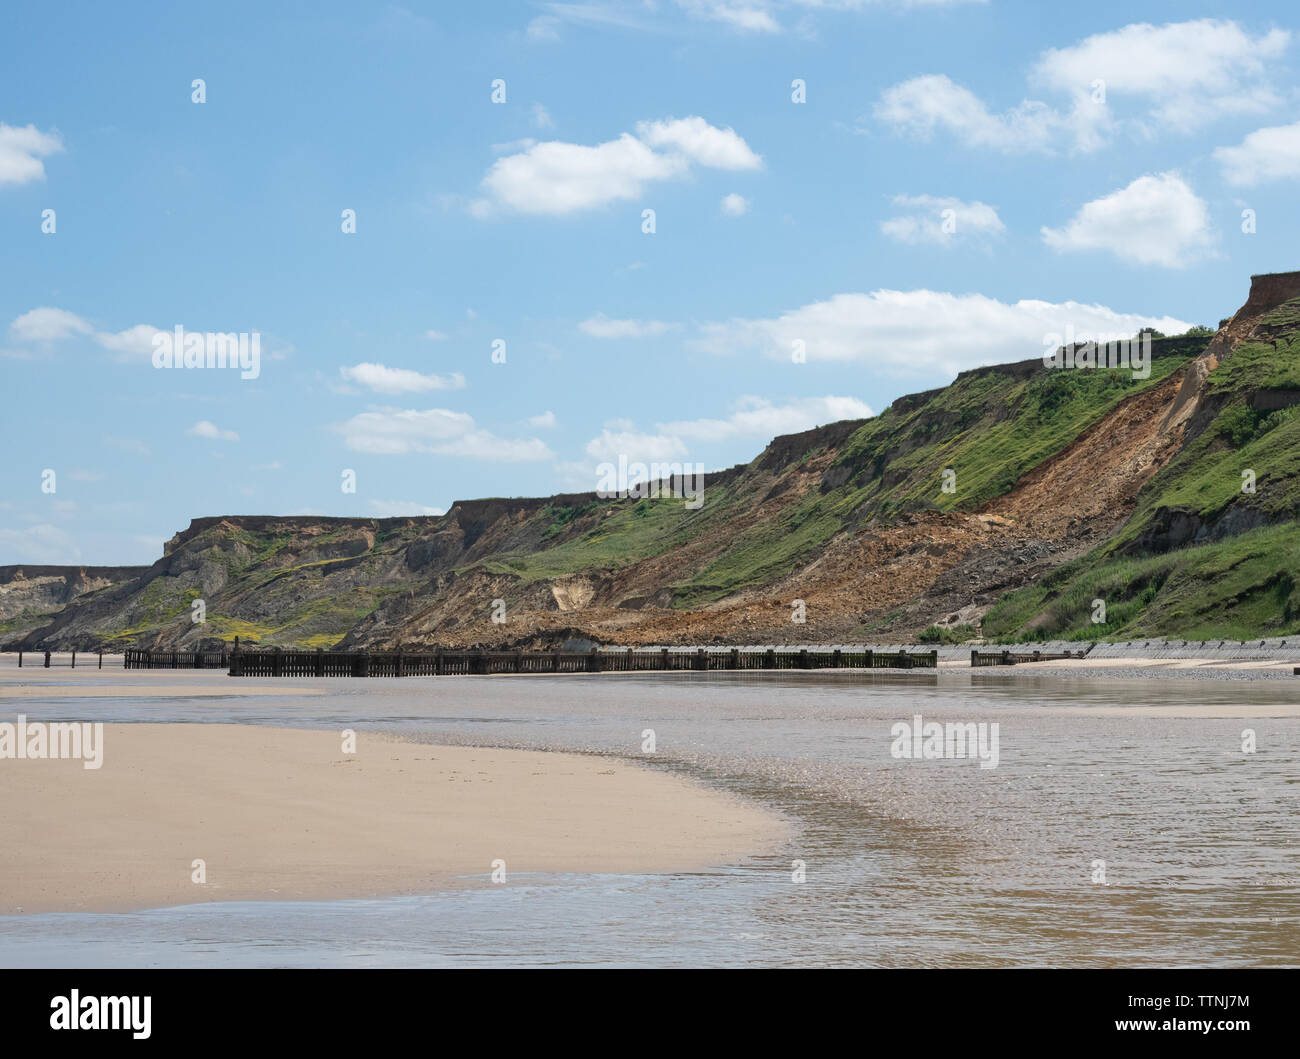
[3,0,1299,565]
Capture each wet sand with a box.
[0,723,790,914]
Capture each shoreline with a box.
[0,723,791,915]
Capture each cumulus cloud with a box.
[339,362,467,394]
[528,410,558,428]
[7,308,248,363]
[368,500,447,517]
[720,192,750,216]
[881,194,1004,245]
[0,123,63,186]
[581,395,874,467]
[691,289,1192,377]
[877,20,1290,154]
[876,75,1064,153]
[633,117,763,169]
[472,115,759,216]
[338,407,553,461]
[1041,172,1213,268]
[188,420,239,442]
[1214,120,1300,186]
[1032,19,1290,133]
[9,307,93,342]
[579,314,676,338]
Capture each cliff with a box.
[9,271,1300,650]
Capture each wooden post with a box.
[230,637,243,677]
[17,651,21,668]
[98,650,103,669]
[44,651,51,668]
[71,649,76,668]
[315,648,324,677]
[272,646,283,677]
[931,650,938,669]
[971,649,979,668]
[359,651,371,678]
[514,651,522,673]
[395,650,404,678]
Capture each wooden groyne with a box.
[109,642,941,677]
[124,648,231,670]
[970,648,1087,667]
[221,645,939,677]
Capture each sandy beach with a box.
[0,723,790,914]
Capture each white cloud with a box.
[339,362,467,394]
[1214,120,1300,186]
[528,410,558,428]
[659,395,874,442]
[338,407,553,461]
[0,523,80,563]
[720,192,750,216]
[532,102,554,129]
[7,308,248,364]
[881,194,1004,245]
[876,75,1062,153]
[878,20,1291,154]
[368,500,447,517]
[675,1,781,33]
[93,323,167,360]
[9,307,92,342]
[1032,20,1290,134]
[580,394,874,468]
[579,313,676,338]
[1041,172,1213,268]
[188,420,240,442]
[633,117,763,170]
[472,116,759,216]
[0,123,63,186]
[584,428,690,466]
[691,288,1193,377]
[532,0,985,41]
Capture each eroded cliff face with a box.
[0,565,148,646]
[11,272,1299,650]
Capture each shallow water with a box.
[2,668,1298,966]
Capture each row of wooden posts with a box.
[970,648,1086,667]
[16,650,105,669]
[120,639,941,676]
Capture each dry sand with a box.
[0,723,789,914]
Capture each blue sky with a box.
[3,0,1299,564]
